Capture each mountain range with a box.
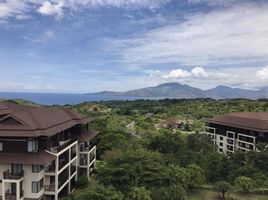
[87,83,268,99]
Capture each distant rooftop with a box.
[0,101,90,137]
[208,112,268,132]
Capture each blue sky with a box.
[0,0,268,93]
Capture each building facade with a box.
[204,112,268,155]
[0,102,97,200]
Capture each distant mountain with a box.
[87,82,268,99]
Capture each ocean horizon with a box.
[0,92,158,106]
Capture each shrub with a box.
[234,176,254,194]
[251,188,268,195]
[75,176,89,189]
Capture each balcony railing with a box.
[45,163,55,173]
[79,145,95,153]
[3,170,24,180]
[58,175,69,189]
[71,151,76,159]
[80,158,87,166]
[59,159,69,170]
[71,165,76,175]
[90,155,96,164]
[50,138,76,153]
[44,184,55,192]
[227,139,234,145]
[5,190,23,200]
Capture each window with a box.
[28,140,38,152]
[32,179,44,193]
[219,148,223,152]
[32,165,44,173]
[0,142,2,152]
[11,164,23,175]
[219,142,223,146]
[39,179,44,190]
[32,182,38,193]
[220,136,223,140]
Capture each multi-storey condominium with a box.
[0,102,97,200]
[204,112,268,155]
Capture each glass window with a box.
[32,182,38,193]
[39,179,44,190]
[28,140,38,152]
[32,165,44,173]
[32,179,44,193]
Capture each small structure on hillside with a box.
[157,117,193,131]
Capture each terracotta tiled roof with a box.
[0,101,91,137]
[208,112,268,132]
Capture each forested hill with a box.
[9,99,268,200]
[87,82,268,99]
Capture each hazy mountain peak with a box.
[88,82,267,99]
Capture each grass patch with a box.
[189,189,268,200]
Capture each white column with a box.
[87,153,90,179]
[68,148,71,194]
[76,143,78,180]
[16,181,20,200]
[55,156,59,200]
[2,180,5,200]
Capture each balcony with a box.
[58,175,69,189]
[80,158,87,166]
[3,170,24,180]
[71,151,76,159]
[45,162,56,173]
[4,190,23,200]
[71,165,76,175]
[227,139,234,145]
[50,138,76,154]
[79,145,94,153]
[44,184,55,192]
[90,155,96,164]
[59,159,69,170]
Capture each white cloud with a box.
[191,66,208,78]
[163,69,190,78]
[188,0,238,6]
[256,66,268,80]
[163,66,231,80]
[109,4,268,67]
[0,0,169,20]
[38,1,64,18]
[0,0,30,19]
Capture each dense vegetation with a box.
[17,99,268,200]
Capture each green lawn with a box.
[189,189,268,200]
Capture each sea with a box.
[0,92,155,106]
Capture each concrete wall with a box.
[23,165,45,199]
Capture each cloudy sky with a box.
[0,0,268,93]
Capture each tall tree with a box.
[214,181,231,199]
[125,187,151,200]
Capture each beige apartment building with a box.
[0,102,97,200]
[204,112,268,155]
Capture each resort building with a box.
[204,112,268,155]
[0,102,97,200]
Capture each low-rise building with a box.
[204,112,268,155]
[0,102,97,200]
